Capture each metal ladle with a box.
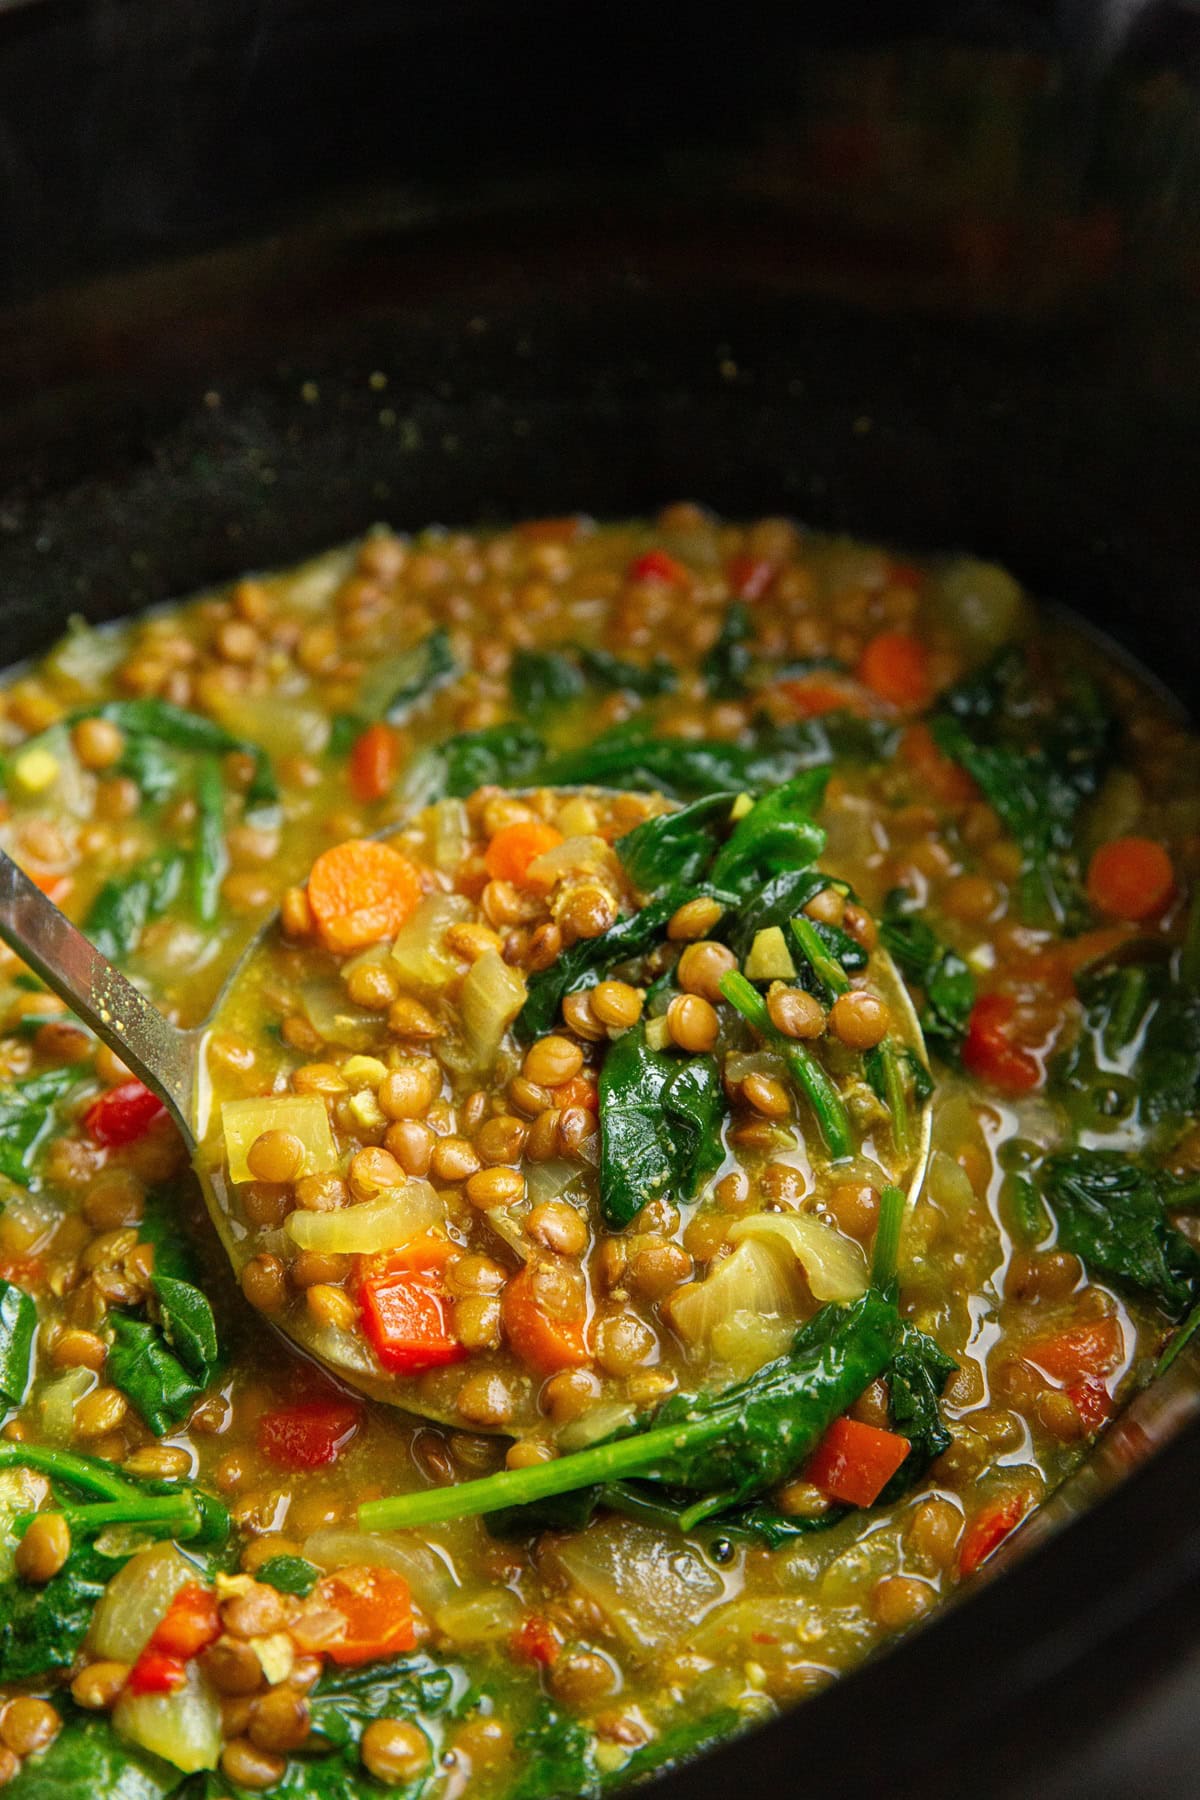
[0,816,933,1424]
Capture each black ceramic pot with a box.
[1,2,1198,1794]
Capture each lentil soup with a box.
[0,509,1197,1799]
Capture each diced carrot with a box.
[553,1073,598,1112]
[484,821,564,887]
[0,1256,46,1291]
[518,517,582,544]
[899,722,978,807]
[357,1239,466,1375]
[959,1492,1028,1576]
[307,839,423,954]
[887,561,924,591]
[726,556,777,602]
[1067,1376,1113,1432]
[348,723,403,805]
[776,676,867,719]
[510,1613,562,1667]
[961,993,1041,1094]
[149,1583,221,1660]
[501,1264,590,1377]
[1025,1315,1123,1383]
[856,632,932,709]
[1057,923,1136,976]
[803,1415,911,1508]
[1086,836,1175,921]
[314,1565,416,1665]
[627,550,687,586]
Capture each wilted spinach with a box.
[598,1024,725,1228]
[879,888,976,1054]
[1038,1150,1200,1317]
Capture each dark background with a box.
[1,0,1199,1793]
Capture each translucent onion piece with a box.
[390,893,473,993]
[207,690,330,759]
[37,1367,93,1446]
[549,1517,725,1652]
[938,557,1029,655]
[285,1181,442,1255]
[435,1589,523,1647]
[114,1660,222,1773]
[221,1095,337,1185]
[0,1469,49,1581]
[523,834,620,892]
[89,1542,200,1663]
[458,951,527,1071]
[302,1529,459,1611]
[743,926,797,982]
[430,798,470,873]
[667,1239,800,1348]
[728,1212,869,1303]
[300,977,380,1051]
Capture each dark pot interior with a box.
[1,1,1199,1793]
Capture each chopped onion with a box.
[459,951,526,1071]
[709,1309,795,1378]
[0,1469,49,1581]
[429,798,469,873]
[926,1150,975,1218]
[37,1367,93,1446]
[524,834,619,891]
[525,1160,589,1208]
[743,926,796,982]
[114,1659,221,1773]
[221,1095,336,1185]
[285,1181,442,1255]
[938,557,1030,655]
[44,618,125,697]
[89,1542,200,1663]
[723,1049,788,1086]
[390,893,472,993]
[728,1213,868,1302]
[303,1530,458,1610]
[559,1401,638,1451]
[549,1517,725,1652]
[300,976,381,1051]
[207,690,330,758]
[435,1589,523,1647]
[667,1239,799,1349]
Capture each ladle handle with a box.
[0,850,195,1144]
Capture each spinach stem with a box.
[789,915,849,995]
[193,756,227,925]
[14,1492,201,1539]
[719,970,853,1160]
[0,1441,141,1502]
[872,1185,905,1288]
[360,1414,731,1532]
[877,1040,911,1160]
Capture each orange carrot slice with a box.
[307,839,423,953]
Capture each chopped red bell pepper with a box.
[725,555,777,602]
[126,1645,188,1695]
[84,1079,168,1147]
[804,1415,911,1508]
[1067,1376,1113,1432]
[510,1613,562,1667]
[959,1493,1028,1576]
[148,1582,221,1659]
[627,549,687,586]
[258,1398,364,1470]
[356,1239,467,1375]
[961,994,1041,1095]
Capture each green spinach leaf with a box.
[615,793,737,894]
[701,601,755,698]
[440,725,547,796]
[0,1543,123,1681]
[191,756,227,926]
[510,649,586,719]
[879,889,976,1054]
[616,1710,742,1787]
[84,851,186,961]
[708,770,829,894]
[577,647,677,697]
[255,1554,321,1597]
[152,1276,220,1387]
[9,1709,178,1800]
[878,1324,956,1502]
[0,1280,36,1405]
[509,1702,599,1800]
[599,1025,725,1229]
[1039,1150,1200,1317]
[0,1067,80,1187]
[108,1315,203,1435]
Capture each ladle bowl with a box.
[0,793,933,1426]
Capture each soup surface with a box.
[0,510,1197,1800]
